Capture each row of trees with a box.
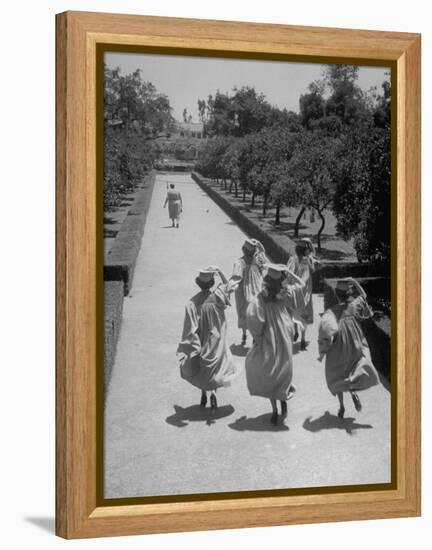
[196,66,391,263]
[104,67,175,210]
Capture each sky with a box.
[105,51,390,122]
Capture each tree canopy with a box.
[196,69,391,263]
[104,67,175,209]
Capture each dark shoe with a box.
[241,333,246,346]
[351,391,362,412]
[210,393,218,409]
[293,325,299,342]
[270,411,278,425]
[200,393,207,408]
[337,406,345,419]
[300,339,307,351]
[280,400,287,417]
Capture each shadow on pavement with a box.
[229,414,289,432]
[292,342,301,355]
[292,341,312,356]
[303,411,373,435]
[230,343,249,357]
[166,404,235,427]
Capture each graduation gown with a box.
[231,252,266,330]
[245,283,304,400]
[177,286,238,391]
[321,296,380,395]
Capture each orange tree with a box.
[104,67,174,210]
[287,132,342,250]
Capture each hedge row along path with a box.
[104,172,391,499]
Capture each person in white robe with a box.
[177,267,239,409]
[245,263,305,425]
[287,238,320,350]
[317,278,380,418]
[230,238,268,346]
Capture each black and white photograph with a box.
[102,51,392,500]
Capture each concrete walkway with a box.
[104,173,391,499]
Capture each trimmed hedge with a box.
[155,163,194,172]
[104,281,124,393]
[105,172,156,295]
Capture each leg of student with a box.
[337,392,345,418]
[200,390,207,407]
[350,390,362,412]
[270,399,278,425]
[300,327,307,350]
[210,390,218,409]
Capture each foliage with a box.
[104,67,175,210]
[195,73,391,263]
[299,87,325,129]
[333,123,391,263]
[287,132,342,249]
[332,79,391,263]
[198,86,298,138]
[195,136,233,180]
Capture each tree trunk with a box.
[294,206,306,237]
[275,201,281,225]
[243,187,246,201]
[263,194,268,216]
[317,208,326,251]
[234,182,239,198]
[251,193,256,208]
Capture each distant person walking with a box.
[163,183,183,228]
[287,238,320,350]
[177,267,239,409]
[230,239,268,346]
[245,263,306,425]
[317,278,380,419]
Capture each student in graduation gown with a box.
[230,238,268,346]
[287,238,320,350]
[177,267,239,409]
[317,278,380,418]
[245,263,305,425]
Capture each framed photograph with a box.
[56,11,421,539]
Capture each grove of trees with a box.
[104,67,175,210]
[195,66,391,264]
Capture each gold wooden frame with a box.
[56,11,421,539]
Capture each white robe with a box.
[177,286,238,391]
[245,283,304,400]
